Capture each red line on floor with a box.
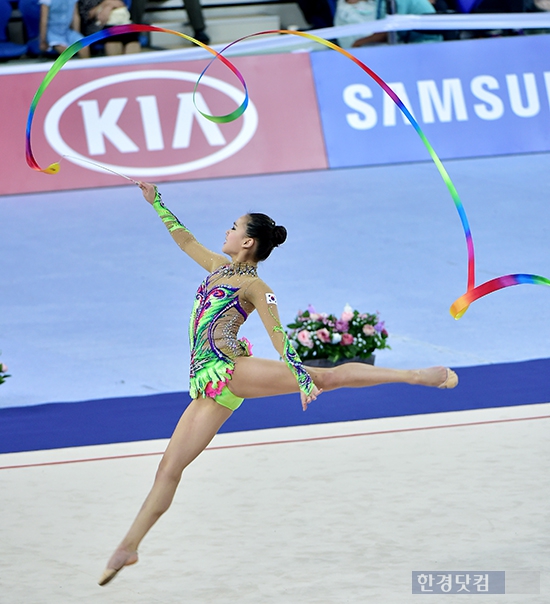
[1,413,549,470]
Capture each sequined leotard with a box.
[152,191,313,408]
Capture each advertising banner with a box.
[310,34,550,168]
[3,34,550,197]
[1,53,327,196]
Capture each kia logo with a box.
[44,69,258,177]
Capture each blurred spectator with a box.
[0,0,27,58]
[334,0,379,47]
[473,0,527,11]
[335,0,443,47]
[128,0,143,24]
[392,0,444,42]
[183,0,209,44]
[78,0,140,54]
[19,0,42,55]
[296,0,335,28]
[39,0,90,56]
[530,0,550,31]
[471,0,530,36]
[131,0,211,45]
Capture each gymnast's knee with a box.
[155,458,184,488]
[312,367,339,391]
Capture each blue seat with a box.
[0,40,27,57]
[0,0,26,57]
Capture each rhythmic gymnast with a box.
[98,181,458,586]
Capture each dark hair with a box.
[246,213,287,262]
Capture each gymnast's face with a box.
[223,215,252,256]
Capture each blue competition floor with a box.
[1,153,550,604]
[1,358,549,453]
[1,152,549,448]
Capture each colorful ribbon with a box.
[25,24,249,175]
[450,274,550,319]
[25,26,549,318]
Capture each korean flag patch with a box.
[266,293,277,305]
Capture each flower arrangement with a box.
[0,358,10,385]
[286,304,390,364]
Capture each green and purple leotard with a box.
[152,190,312,410]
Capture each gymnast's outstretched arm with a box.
[139,181,227,273]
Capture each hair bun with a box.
[246,212,286,261]
[272,225,287,247]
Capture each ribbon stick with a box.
[26,27,549,317]
[62,155,139,183]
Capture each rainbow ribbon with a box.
[25,26,549,318]
[25,24,249,175]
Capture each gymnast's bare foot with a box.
[98,547,139,586]
[413,366,458,389]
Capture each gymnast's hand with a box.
[137,181,158,205]
[301,384,322,411]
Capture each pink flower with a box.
[316,328,331,343]
[297,330,314,348]
[362,324,376,336]
[341,333,354,346]
[0,363,7,373]
[306,305,323,321]
[341,303,354,322]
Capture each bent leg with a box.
[229,357,454,399]
[229,357,302,399]
[99,397,232,584]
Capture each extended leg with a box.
[315,363,456,391]
[229,357,456,399]
[98,397,232,586]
